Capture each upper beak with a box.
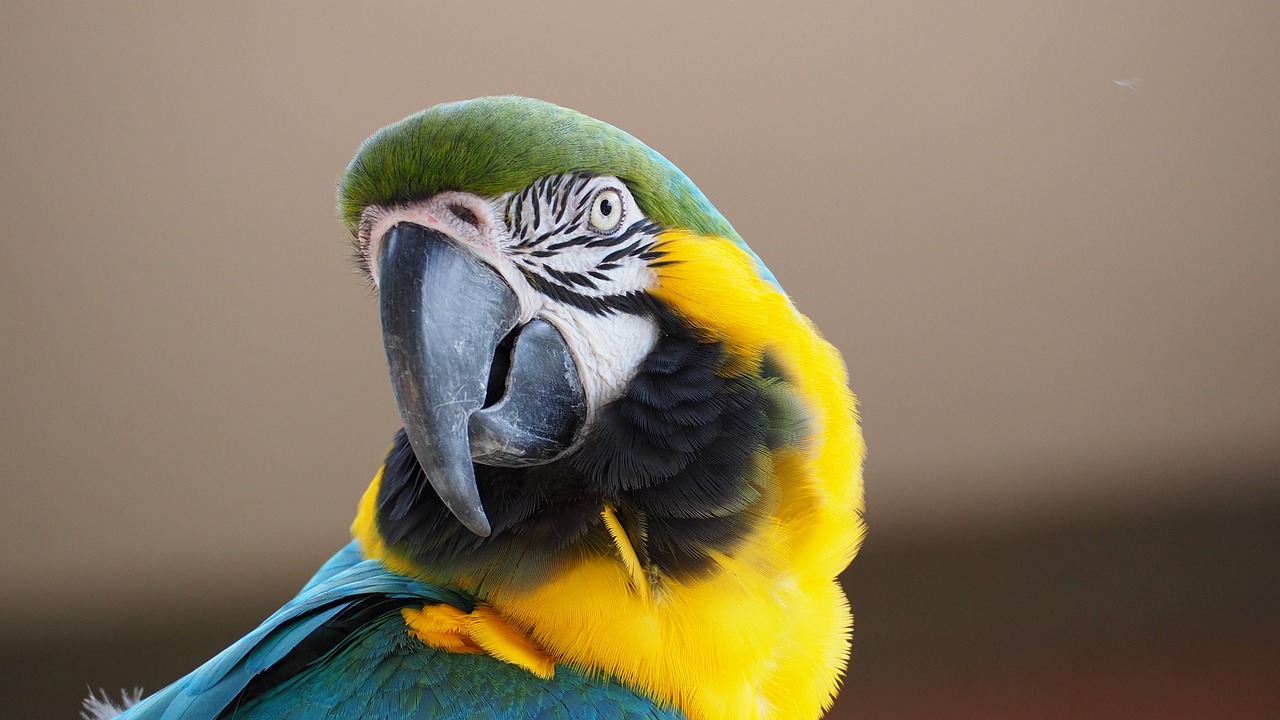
[378,223,586,537]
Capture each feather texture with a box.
[109,96,863,720]
[111,546,683,720]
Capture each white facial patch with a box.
[540,303,659,415]
[357,174,667,414]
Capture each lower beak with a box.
[378,223,585,537]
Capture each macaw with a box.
[88,96,865,720]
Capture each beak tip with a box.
[432,459,494,538]
[459,510,493,538]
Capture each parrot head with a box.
[340,97,864,718]
[343,97,739,538]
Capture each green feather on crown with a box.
[339,94,741,235]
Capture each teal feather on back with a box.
[236,612,681,720]
[116,544,684,720]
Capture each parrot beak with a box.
[378,223,586,537]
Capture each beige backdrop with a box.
[2,0,1279,708]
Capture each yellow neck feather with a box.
[352,231,865,720]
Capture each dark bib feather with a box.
[375,308,797,586]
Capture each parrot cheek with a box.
[540,306,660,416]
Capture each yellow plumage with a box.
[353,229,865,720]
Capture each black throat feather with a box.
[375,310,796,588]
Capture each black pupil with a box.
[599,198,614,216]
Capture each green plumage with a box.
[337,96,739,242]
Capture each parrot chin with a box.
[378,223,586,537]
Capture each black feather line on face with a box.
[502,173,673,309]
[374,305,801,587]
[543,266,600,291]
[531,218,574,248]
[601,239,647,265]
[518,268,660,317]
[585,220,662,249]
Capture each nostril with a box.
[448,203,481,228]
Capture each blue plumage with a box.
[115,545,684,720]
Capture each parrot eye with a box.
[589,188,624,233]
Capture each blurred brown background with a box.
[3,1,1278,717]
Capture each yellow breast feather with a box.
[353,230,865,720]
